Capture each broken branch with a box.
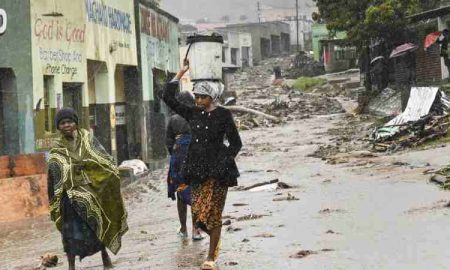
[225,105,282,123]
[243,179,279,191]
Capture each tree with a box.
[313,0,439,111]
[313,0,428,49]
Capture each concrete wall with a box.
[240,32,253,67]
[221,22,290,64]
[136,1,180,163]
[210,30,253,68]
[0,1,34,155]
[31,0,88,151]
[259,4,316,49]
[85,0,138,161]
[0,174,49,222]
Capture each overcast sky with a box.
[161,0,315,23]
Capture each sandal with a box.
[192,232,205,241]
[201,261,217,270]
[177,227,188,238]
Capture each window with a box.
[222,48,226,63]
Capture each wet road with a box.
[2,113,450,269]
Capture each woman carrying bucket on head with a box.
[163,59,242,270]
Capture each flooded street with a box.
[3,0,450,269]
[2,110,450,269]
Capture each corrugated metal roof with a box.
[409,5,450,23]
[386,87,440,126]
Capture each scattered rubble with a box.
[226,226,242,232]
[289,249,335,259]
[226,105,281,123]
[253,233,275,238]
[319,208,347,214]
[272,193,299,202]
[368,87,402,117]
[223,220,232,226]
[242,179,279,190]
[286,53,325,78]
[430,164,450,189]
[232,203,249,207]
[232,179,294,192]
[227,56,347,130]
[236,214,265,222]
[39,254,58,268]
[371,114,450,152]
[289,250,317,259]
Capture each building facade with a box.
[259,3,317,51]
[220,22,291,64]
[136,1,180,165]
[0,1,34,156]
[0,0,180,165]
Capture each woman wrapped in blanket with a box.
[47,108,128,270]
[163,61,242,270]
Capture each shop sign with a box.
[115,105,126,125]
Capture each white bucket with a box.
[186,35,223,81]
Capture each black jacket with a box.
[163,81,242,187]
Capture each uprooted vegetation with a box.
[293,77,327,92]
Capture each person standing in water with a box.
[163,61,242,270]
[166,90,204,241]
[47,108,128,270]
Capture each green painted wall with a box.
[138,3,180,102]
[135,1,180,163]
[0,1,34,154]
[312,24,346,61]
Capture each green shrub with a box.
[293,77,326,91]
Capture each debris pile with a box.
[308,114,375,161]
[289,249,334,259]
[372,114,450,152]
[371,87,450,152]
[286,52,325,78]
[232,92,346,130]
[224,55,354,130]
[39,254,58,268]
[368,87,402,117]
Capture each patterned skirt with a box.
[61,193,104,259]
[191,178,228,233]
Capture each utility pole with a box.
[296,0,300,52]
[257,1,261,23]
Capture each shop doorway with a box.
[63,83,82,115]
[260,38,271,59]
[241,47,250,67]
[115,66,129,164]
[0,68,18,155]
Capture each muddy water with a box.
[2,113,450,269]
